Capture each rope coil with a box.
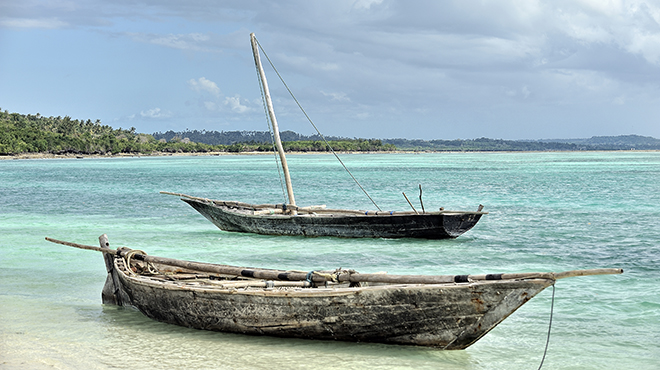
[123,249,159,276]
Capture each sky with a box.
[1,0,659,140]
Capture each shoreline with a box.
[0,151,398,160]
[2,149,658,160]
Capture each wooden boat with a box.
[161,33,486,239]
[161,192,485,239]
[46,235,622,349]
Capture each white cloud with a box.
[140,108,172,119]
[3,0,660,139]
[522,86,531,99]
[0,17,68,29]
[278,54,340,71]
[626,31,660,64]
[353,0,384,10]
[128,32,212,52]
[321,91,350,101]
[224,95,249,113]
[188,77,221,97]
[204,101,218,111]
[550,1,660,65]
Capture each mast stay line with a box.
[252,34,382,212]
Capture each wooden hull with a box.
[44,235,623,350]
[182,198,484,239]
[104,255,552,349]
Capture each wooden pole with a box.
[250,33,296,210]
[45,236,623,285]
[402,192,419,214]
[418,184,425,214]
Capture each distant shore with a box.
[0,151,396,160]
[2,149,659,160]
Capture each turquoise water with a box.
[1,152,658,369]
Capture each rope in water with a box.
[537,284,556,370]
[255,37,382,211]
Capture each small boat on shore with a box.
[162,33,486,239]
[46,235,622,349]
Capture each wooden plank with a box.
[45,236,622,285]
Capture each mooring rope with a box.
[537,284,556,370]
[254,37,382,211]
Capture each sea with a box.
[1,151,658,370]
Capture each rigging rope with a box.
[255,58,288,204]
[537,284,556,370]
[254,37,382,211]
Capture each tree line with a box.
[3,109,658,156]
[0,110,395,155]
[384,136,660,151]
[152,129,349,145]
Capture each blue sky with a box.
[1,1,659,140]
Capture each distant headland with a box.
[2,109,659,158]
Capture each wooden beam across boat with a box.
[45,236,622,285]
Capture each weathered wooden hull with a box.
[182,198,484,239]
[44,235,623,350]
[104,256,552,349]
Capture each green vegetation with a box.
[2,109,658,156]
[0,110,394,155]
[0,109,218,155]
[153,129,349,145]
[383,138,582,151]
[384,136,660,151]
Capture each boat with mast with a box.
[162,33,486,239]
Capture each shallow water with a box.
[1,152,659,369]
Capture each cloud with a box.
[204,101,218,111]
[224,95,249,113]
[522,86,531,99]
[0,17,68,29]
[353,0,384,10]
[128,32,214,52]
[3,0,660,139]
[140,108,172,119]
[187,77,250,114]
[321,91,350,102]
[188,77,221,97]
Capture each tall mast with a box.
[250,33,296,208]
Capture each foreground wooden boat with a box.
[162,33,486,239]
[46,235,622,349]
